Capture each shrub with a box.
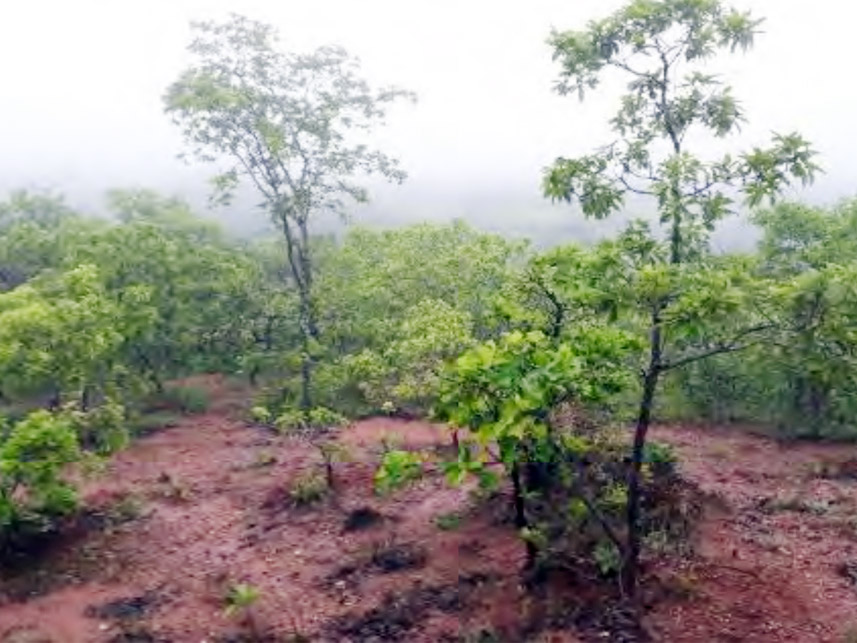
[289,473,328,506]
[66,397,129,455]
[0,411,80,549]
[275,406,347,435]
[374,450,425,494]
[249,405,272,424]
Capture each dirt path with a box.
[1,380,856,642]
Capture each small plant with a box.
[249,406,272,425]
[374,450,425,494]
[593,539,622,576]
[275,408,306,434]
[224,582,260,616]
[223,582,264,638]
[108,492,145,524]
[434,511,463,531]
[289,473,328,506]
[644,441,678,475]
[67,397,129,455]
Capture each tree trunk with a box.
[298,306,311,414]
[277,209,317,416]
[511,461,537,567]
[622,321,662,598]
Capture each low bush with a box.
[66,397,129,455]
[289,473,328,506]
[0,410,80,555]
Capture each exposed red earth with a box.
[1,376,855,642]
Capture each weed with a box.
[223,582,265,640]
[249,406,272,425]
[289,473,328,506]
[108,492,145,524]
[224,582,260,617]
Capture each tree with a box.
[164,14,414,413]
[543,0,818,596]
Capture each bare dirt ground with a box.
[1,376,856,642]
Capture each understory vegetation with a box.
[1,0,856,633]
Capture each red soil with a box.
[1,377,855,642]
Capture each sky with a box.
[0,0,855,245]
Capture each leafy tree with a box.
[0,264,137,406]
[65,201,268,388]
[543,0,817,595]
[164,14,414,413]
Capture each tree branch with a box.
[661,322,775,371]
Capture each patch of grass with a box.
[289,473,328,506]
[106,492,146,524]
[434,511,463,531]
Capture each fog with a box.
[1,0,855,245]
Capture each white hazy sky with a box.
[0,1,855,242]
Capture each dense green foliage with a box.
[0,411,80,549]
[665,200,857,438]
